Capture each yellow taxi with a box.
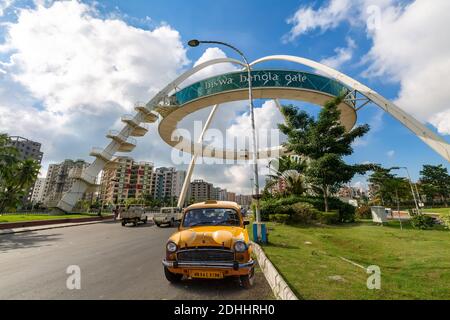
[162,200,255,288]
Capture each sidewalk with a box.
[0,219,114,235]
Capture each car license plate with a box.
[190,270,223,279]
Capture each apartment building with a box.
[100,157,153,204]
[8,136,44,204]
[151,167,186,202]
[30,178,46,204]
[42,159,90,207]
[188,179,213,203]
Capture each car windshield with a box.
[183,208,241,227]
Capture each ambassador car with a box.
[162,200,255,288]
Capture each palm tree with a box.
[0,158,41,212]
[265,155,306,196]
[281,170,305,196]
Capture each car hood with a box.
[169,226,247,249]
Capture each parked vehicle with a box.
[154,207,182,227]
[162,200,255,288]
[121,206,148,227]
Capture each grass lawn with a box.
[422,208,450,215]
[0,213,97,223]
[252,221,450,300]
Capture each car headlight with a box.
[166,241,177,252]
[234,241,247,252]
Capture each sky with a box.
[0,0,449,194]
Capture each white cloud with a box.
[320,37,356,70]
[386,150,395,158]
[1,1,188,115]
[284,0,450,136]
[283,0,352,43]
[364,0,450,135]
[283,0,399,42]
[0,0,14,16]
[0,0,189,174]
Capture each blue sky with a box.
[0,0,449,192]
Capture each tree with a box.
[265,155,307,197]
[368,167,411,206]
[420,164,450,206]
[278,94,374,211]
[0,158,41,212]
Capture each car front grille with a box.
[177,249,234,262]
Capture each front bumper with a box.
[162,259,255,270]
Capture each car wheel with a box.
[164,266,183,283]
[121,221,126,226]
[133,220,138,227]
[170,218,175,227]
[155,223,161,227]
[240,267,255,289]
[143,217,148,224]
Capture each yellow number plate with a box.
[190,270,223,279]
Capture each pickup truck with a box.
[154,207,182,227]
[121,206,148,227]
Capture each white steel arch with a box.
[58,55,450,212]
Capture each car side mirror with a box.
[243,220,250,226]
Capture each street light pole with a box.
[188,39,263,232]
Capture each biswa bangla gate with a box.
[57,55,450,212]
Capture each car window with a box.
[183,208,240,227]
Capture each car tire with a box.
[155,223,161,227]
[121,221,126,226]
[143,217,148,224]
[170,218,175,227]
[240,267,255,289]
[164,266,182,283]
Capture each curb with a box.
[251,241,298,300]
[0,219,114,235]
[0,215,112,230]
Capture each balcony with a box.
[134,102,159,123]
[121,114,149,137]
[90,147,113,162]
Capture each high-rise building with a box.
[30,178,46,204]
[218,188,228,201]
[151,167,186,202]
[226,192,236,202]
[8,136,43,163]
[188,179,213,203]
[100,157,154,205]
[211,187,220,200]
[236,194,252,207]
[42,159,90,207]
[8,136,44,204]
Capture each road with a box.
[0,221,273,300]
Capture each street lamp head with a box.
[187,39,200,47]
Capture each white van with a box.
[153,207,183,227]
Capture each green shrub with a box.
[356,205,372,219]
[269,214,290,224]
[290,202,318,223]
[440,214,450,229]
[317,210,340,225]
[258,195,355,223]
[411,214,435,230]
